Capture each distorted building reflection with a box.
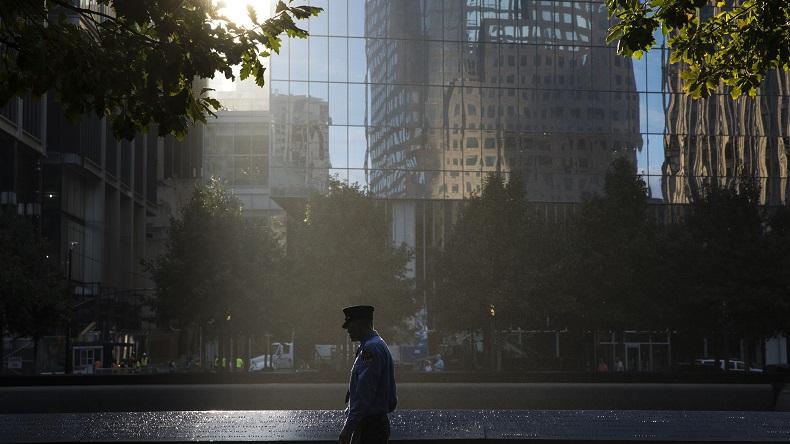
[203,76,330,227]
[661,4,790,205]
[270,93,331,197]
[663,65,790,205]
[366,0,642,201]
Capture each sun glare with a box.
[216,0,272,27]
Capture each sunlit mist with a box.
[216,0,272,28]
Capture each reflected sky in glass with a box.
[213,1,759,202]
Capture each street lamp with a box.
[489,304,498,372]
[64,241,78,374]
[224,310,232,371]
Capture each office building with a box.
[365,0,642,202]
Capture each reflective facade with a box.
[365,0,642,201]
[269,0,647,202]
[663,66,790,205]
[263,1,790,206]
[203,76,331,220]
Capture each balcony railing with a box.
[21,93,42,140]
[0,99,19,125]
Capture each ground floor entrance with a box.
[597,331,672,372]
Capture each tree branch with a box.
[46,0,162,47]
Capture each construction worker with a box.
[140,353,149,373]
[236,356,244,370]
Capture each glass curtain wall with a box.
[265,0,790,206]
[270,0,645,203]
[261,0,790,369]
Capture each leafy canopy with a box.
[0,210,66,340]
[663,177,790,340]
[437,174,539,332]
[0,0,320,139]
[146,177,283,336]
[551,158,661,331]
[606,0,790,98]
[285,179,415,348]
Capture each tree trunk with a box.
[11,335,16,375]
[33,334,39,375]
[0,314,4,375]
[722,329,730,371]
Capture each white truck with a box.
[249,341,294,371]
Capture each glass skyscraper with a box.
[267,0,648,203]
[365,0,642,201]
[262,1,790,207]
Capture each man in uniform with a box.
[339,305,397,444]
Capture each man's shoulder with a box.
[361,335,390,357]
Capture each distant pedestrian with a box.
[614,357,625,372]
[236,357,244,370]
[597,358,609,372]
[434,354,445,372]
[339,305,396,444]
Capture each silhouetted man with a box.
[339,305,397,444]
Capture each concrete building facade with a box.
[0,92,203,372]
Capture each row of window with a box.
[302,0,609,39]
[270,38,645,84]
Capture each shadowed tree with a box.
[661,176,790,361]
[436,174,538,336]
[0,210,66,373]
[550,158,663,333]
[147,178,284,357]
[285,179,414,362]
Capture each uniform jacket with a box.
[343,331,397,431]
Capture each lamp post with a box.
[64,241,78,374]
[225,312,232,372]
[489,304,497,372]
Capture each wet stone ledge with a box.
[2,410,790,443]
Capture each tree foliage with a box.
[660,177,790,344]
[0,210,66,341]
[606,0,790,98]
[284,179,415,350]
[146,178,283,337]
[0,0,320,139]
[549,158,664,332]
[436,174,543,333]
